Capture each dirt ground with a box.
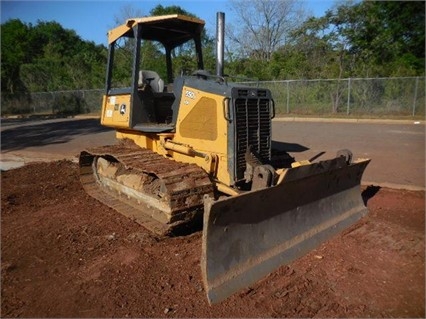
[1,160,424,318]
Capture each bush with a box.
[52,92,87,115]
[0,93,32,115]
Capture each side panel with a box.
[173,85,232,185]
[101,94,132,128]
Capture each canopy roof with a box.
[108,14,205,48]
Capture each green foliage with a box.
[1,19,107,96]
[0,93,31,115]
[53,92,87,115]
[150,4,194,16]
[1,0,424,114]
[346,1,425,76]
[281,0,425,79]
[1,19,31,94]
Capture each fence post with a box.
[412,77,419,116]
[286,81,290,113]
[51,92,54,114]
[346,78,351,115]
[32,93,36,114]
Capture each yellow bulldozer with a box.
[79,12,370,304]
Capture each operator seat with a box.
[138,70,165,93]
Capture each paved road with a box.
[273,119,425,190]
[1,118,115,169]
[1,117,424,190]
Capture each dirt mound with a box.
[1,161,424,317]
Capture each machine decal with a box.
[119,104,126,115]
[185,90,196,99]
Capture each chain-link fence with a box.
[1,77,424,118]
[1,89,104,116]
[239,77,425,117]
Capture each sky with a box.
[1,0,337,46]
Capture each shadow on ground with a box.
[1,118,112,152]
[362,185,382,205]
[272,140,309,153]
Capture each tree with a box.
[1,19,107,93]
[150,4,193,16]
[286,0,425,80]
[345,1,425,76]
[228,0,307,61]
[1,19,31,94]
[20,21,106,91]
[113,4,144,26]
[273,14,338,79]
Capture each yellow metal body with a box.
[104,85,233,187]
[101,94,131,128]
[87,13,372,306]
[107,15,205,45]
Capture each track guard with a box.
[201,157,370,304]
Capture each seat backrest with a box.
[138,70,164,93]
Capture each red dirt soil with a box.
[1,160,424,318]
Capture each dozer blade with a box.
[202,156,370,304]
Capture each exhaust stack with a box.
[216,12,225,77]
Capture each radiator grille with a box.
[234,95,272,181]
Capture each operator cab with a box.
[102,15,205,132]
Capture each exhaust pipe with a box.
[216,12,225,77]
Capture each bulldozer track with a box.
[79,142,214,236]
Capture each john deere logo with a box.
[119,104,126,115]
